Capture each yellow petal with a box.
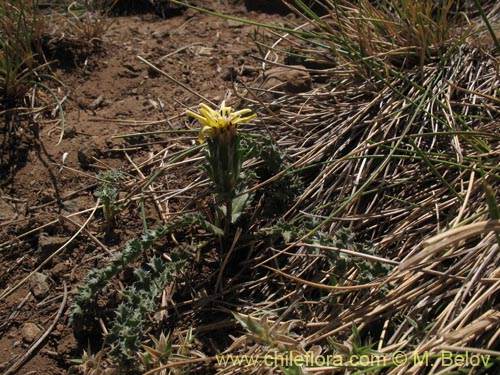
[186,110,209,125]
[232,108,253,117]
[187,102,256,143]
[199,103,219,118]
[199,125,214,143]
[220,100,232,117]
[233,113,257,124]
[199,108,221,128]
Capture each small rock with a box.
[227,19,244,28]
[21,323,42,344]
[62,198,81,213]
[29,272,50,299]
[147,98,161,110]
[152,29,170,39]
[38,233,69,256]
[0,198,15,221]
[192,46,214,57]
[77,142,101,168]
[88,95,105,110]
[261,65,312,95]
[63,126,77,139]
[51,262,68,279]
[51,329,61,339]
[118,69,140,78]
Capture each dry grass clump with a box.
[0,0,113,178]
[208,1,500,374]
[0,0,113,111]
[0,0,47,108]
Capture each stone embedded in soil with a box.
[89,95,105,110]
[118,68,140,78]
[261,65,312,95]
[63,126,77,139]
[29,272,51,299]
[77,142,101,168]
[0,198,16,221]
[51,262,69,279]
[38,233,69,257]
[21,323,43,344]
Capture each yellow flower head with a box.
[186,101,257,143]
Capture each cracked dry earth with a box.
[0,1,304,374]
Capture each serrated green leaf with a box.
[231,192,250,223]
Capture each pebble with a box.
[21,323,42,344]
[261,65,312,94]
[38,233,69,255]
[29,272,51,299]
[51,262,68,279]
[0,198,15,221]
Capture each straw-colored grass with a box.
[167,1,500,373]
[210,1,500,373]
[0,0,45,108]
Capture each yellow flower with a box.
[186,101,257,143]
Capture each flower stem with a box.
[224,197,232,238]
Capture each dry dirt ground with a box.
[0,1,297,373]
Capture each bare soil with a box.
[0,1,296,373]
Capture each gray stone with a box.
[38,233,69,259]
[21,323,42,344]
[51,262,69,279]
[29,272,51,299]
[261,65,312,94]
[0,198,15,221]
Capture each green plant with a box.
[0,0,66,155]
[106,254,186,364]
[72,222,189,319]
[71,221,190,371]
[233,313,303,354]
[311,0,463,71]
[95,169,123,235]
[242,135,304,217]
[138,328,204,375]
[138,331,174,374]
[69,345,114,375]
[186,101,257,237]
[232,313,307,375]
[259,221,393,289]
[71,3,500,374]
